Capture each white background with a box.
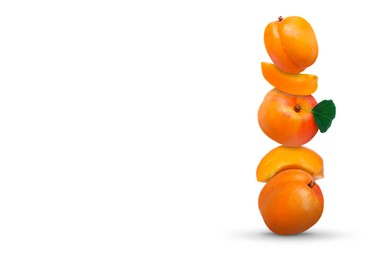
[1,0,389,259]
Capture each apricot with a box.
[258,88,318,147]
[258,169,324,235]
[264,16,318,74]
[256,145,323,182]
[261,62,318,95]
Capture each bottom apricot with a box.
[258,169,324,235]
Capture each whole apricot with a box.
[258,169,324,235]
[264,16,318,74]
[258,88,318,147]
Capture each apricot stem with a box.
[278,16,283,22]
[308,179,315,188]
[294,104,301,113]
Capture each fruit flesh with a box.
[261,62,318,96]
[256,145,323,182]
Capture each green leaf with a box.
[311,100,336,133]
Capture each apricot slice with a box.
[256,145,323,182]
[264,16,318,73]
[261,62,318,95]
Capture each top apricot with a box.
[264,16,318,74]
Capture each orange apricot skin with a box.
[258,88,318,147]
[261,62,318,96]
[264,16,318,74]
[258,169,324,235]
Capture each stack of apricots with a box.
[257,16,336,235]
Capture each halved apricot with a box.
[261,62,318,95]
[256,145,323,182]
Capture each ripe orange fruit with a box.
[264,16,318,74]
[258,169,324,235]
[258,88,318,147]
